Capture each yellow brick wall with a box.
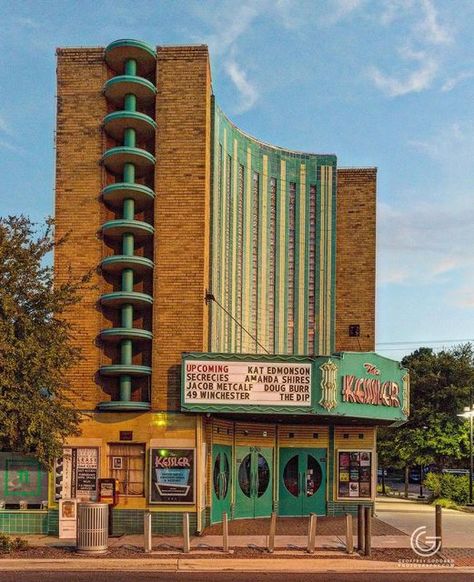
[335,168,376,352]
[152,46,212,411]
[54,48,107,409]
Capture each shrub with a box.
[424,472,471,505]
[0,533,29,554]
[376,483,392,494]
[424,472,441,498]
[433,498,459,510]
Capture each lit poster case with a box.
[337,450,372,499]
[54,447,99,501]
[149,449,195,504]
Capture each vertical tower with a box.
[99,40,157,410]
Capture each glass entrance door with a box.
[211,444,232,523]
[278,448,326,516]
[234,446,273,519]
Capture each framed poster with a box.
[149,449,195,504]
[54,447,98,501]
[337,450,372,499]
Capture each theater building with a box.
[2,39,409,535]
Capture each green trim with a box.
[102,183,155,210]
[103,75,156,106]
[97,401,151,412]
[105,39,156,75]
[101,218,154,238]
[99,364,152,376]
[106,38,156,58]
[103,111,157,141]
[102,146,155,176]
[100,255,154,273]
[100,291,153,308]
[100,327,152,342]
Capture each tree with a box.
[378,346,472,496]
[0,216,89,467]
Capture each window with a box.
[287,182,296,353]
[308,184,317,354]
[268,178,277,351]
[108,443,145,496]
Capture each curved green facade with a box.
[211,104,337,357]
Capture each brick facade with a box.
[152,46,212,411]
[54,48,107,409]
[335,168,376,352]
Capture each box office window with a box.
[337,450,372,499]
[108,444,145,496]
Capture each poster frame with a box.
[336,448,374,501]
[148,448,196,505]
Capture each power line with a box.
[377,338,474,347]
[205,292,270,354]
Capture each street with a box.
[375,496,474,547]
[0,573,469,582]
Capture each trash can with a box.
[76,502,109,554]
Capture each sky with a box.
[0,0,473,361]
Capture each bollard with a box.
[307,513,317,554]
[267,512,276,554]
[357,505,365,553]
[183,512,190,553]
[144,511,152,553]
[364,506,371,557]
[435,505,442,552]
[345,513,353,554]
[223,512,229,553]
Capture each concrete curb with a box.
[1,558,473,573]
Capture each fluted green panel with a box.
[210,104,337,356]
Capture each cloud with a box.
[441,71,474,92]
[370,0,455,97]
[0,115,13,136]
[14,17,40,29]
[368,46,438,96]
[378,199,474,292]
[416,0,452,45]
[409,121,472,160]
[325,0,365,24]
[224,59,259,113]
[201,2,260,57]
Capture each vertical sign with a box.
[149,449,195,504]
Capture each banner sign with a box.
[149,449,195,504]
[183,360,312,407]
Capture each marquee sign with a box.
[183,360,312,407]
[181,353,409,422]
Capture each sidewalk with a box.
[1,556,472,573]
[17,532,414,550]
